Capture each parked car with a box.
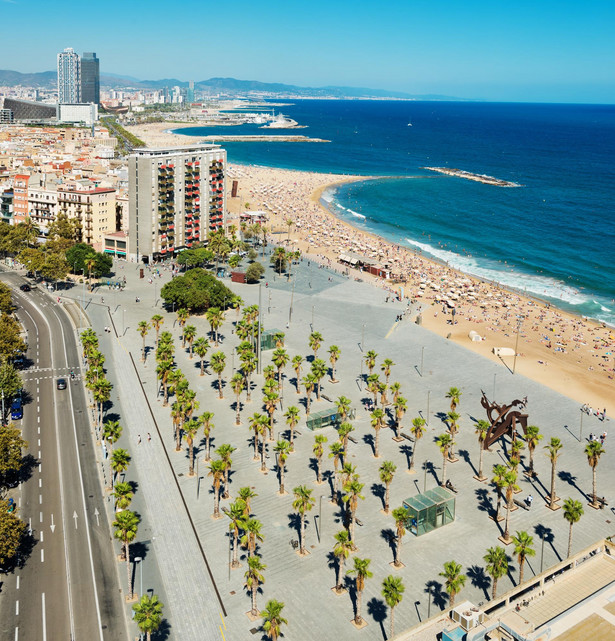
[20,284,31,292]
[11,397,23,420]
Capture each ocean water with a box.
[173,100,615,325]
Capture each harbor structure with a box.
[127,145,226,262]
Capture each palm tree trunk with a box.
[200,358,204,376]
[218,373,223,399]
[478,444,484,478]
[336,559,342,590]
[441,454,448,485]
[592,466,597,505]
[253,432,259,461]
[189,442,194,475]
[492,579,498,600]
[504,502,511,540]
[568,522,573,558]
[223,469,229,499]
[390,605,395,638]
[550,462,556,506]
[163,382,168,406]
[295,372,301,394]
[232,531,239,567]
[333,468,339,503]
[316,459,322,483]
[279,467,285,495]
[519,559,525,584]
[251,585,258,616]
[205,435,211,461]
[214,486,220,517]
[375,430,380,457]
[410,442,417,471]
[356,589,363,624]
[260,440,266,472]
[306,394,311,416]
[350,512,356,549]
[235,399,241,425]
[125,541,132,598]
[300,514,305,554]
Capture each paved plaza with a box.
[67,250,613,640]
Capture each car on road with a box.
[56,378,67,390]
[19,284,31,292]
[10,397,23,420]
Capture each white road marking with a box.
[39,478,42,487]
[41,548,44,563]
[42,593,47,641]
[39,494,42,504]
[15,600,18,615]
[38,450,41,458]
[16,575,19,590]
[14,627,18,641]
[38,463,41,472]
[40,531,44,542]
[39,512,43,523]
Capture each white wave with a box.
[404,237,592,306]
[593,301,612,313]
[348,209,366,219]
[336,204,346,210]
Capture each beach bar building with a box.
[306,407,356,431]
[402,487,455,536]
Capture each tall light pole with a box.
[513,316,524,374]
[423,461,430,493]
[540,534,545,572]
[420,346,425,377]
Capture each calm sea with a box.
[173,100,615,325]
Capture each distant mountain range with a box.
[0,69,459,101]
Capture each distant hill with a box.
[0,69,460,101]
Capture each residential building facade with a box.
[28,185,58,232]
[13,174,29,224]
[127,145,226,262]
[57,47,81,104]
[57,184,116,247]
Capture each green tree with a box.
[382,575,405,639]
[113,509,140,600]
[379,461,397,514]
[364,350,378,375]
[333,530,353,592]
[310,358,327,401]
[313,434,327,483]
[347,557,373,626]
[261,599,287,641]
[440,561,466,608]
[183,324,197,357]
[273,440,291,494]
[343,479,365,549]
[393,396,408,440]
[193,337,209,376]
[329,442,345,503]
[205,307,224,346]
[0,498,27,565]
[380,358,395,384]
[137,321,150,362]
[409,416,425,471]
[270,247,287,274]
[0,362,23,406]
[512,530,535,583]
[492,463,507,521]
[112,481,133,512]
[308,331,323,358]
[563,497,584,558]
[150,314,164,347]
[293,485,315,555]
[201,411,214,461]
[302,373,316,416]
[446,386,462,411]
[231,373,245,425]
[0,423,28,492]
[244,555,266,618]
[328,345,341,382]
[284,405,300,451]
[585,440,605,507]
[502,470,520,542]
[132,594,164,641]
[545,437,563,509]
[245,261,265,283]
[216,443,236,499]
[525,425,543,477]
[241,518,264,558]
[474,419,490,480]
[292,355,303,394]
[484,546,508,599]
[110,448,131,489]
[183,417,201,476]
[392,507,407,567]
[436,432,453,486]
[208,459,226,518]
[271,348,289,390]
[210,351,226,399]
[226,499,247,568]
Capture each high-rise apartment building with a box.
[80,52,100,105]
[128,145,226,262]
[57,47,81,104]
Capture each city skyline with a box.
[2,0,614,104]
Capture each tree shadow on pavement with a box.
[380,528,397,564]
[558,470,587,501]
[458,449,477,476]
[367,597,388,639]
[467,565,491,601]
[475,487,493,515]
[371,483,386,510]
[152,618,171,640]
[535,524,561,562]
[363,433,375,456]
[425,580,448,611]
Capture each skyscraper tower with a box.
[80,52,100,105]
[57,47,81,104]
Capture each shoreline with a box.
[128,122,614,411]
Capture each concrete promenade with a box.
[68,250,613,640]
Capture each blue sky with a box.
[2,0,614,103]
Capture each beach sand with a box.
[131,123,614,414]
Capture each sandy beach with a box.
[130,123,615,413]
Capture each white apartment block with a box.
[127,145,226,262]
[57,48,81,104]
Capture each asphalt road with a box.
[0,274,126,641]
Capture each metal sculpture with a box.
[480,391,528,449]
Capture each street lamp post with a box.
[513,317,524,374]
[420,346,425,377]
[423,461,430,493]
[540,534,545,572]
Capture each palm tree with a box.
[382,575,405,638]
[150,314,163,347]
[545,437,562,509]
[293,485,315,555]
[283,405,300,451]
[102,419,122,455]
[364,350,377,375]
[250,412,264,461]
[390,382,401,404]
[291,355,303,394]
[393,396,408,440]
[132,594,164,641]
[241,518,264,557]
[263,390,279,441]
[261,599,287,641]
[201,411,214,461]
[484,546,508,599]
[343,479,365,549]
[409,417,426,471]
[311,359,327,401]
[348,557,373,626]
[210,351,226,399]
[440,561,466,608]
[333,530,353,593]
[193,337,209,375]
[238,487,257,518]
[273,332,285,348]
[446,411,460,459]
[242,351,257,402]
[337,422,355,459]
[369,408,385,458]
[112,481,133,512]
[226,499,246,569]
[525,425,543,477]
[328,345,341,382]
[329,442,344,503]
[446,386,462,411]
[183,324,197,358]
[273,440,291,494]
[492,464,507,521]
[183,417,201,476]
[509,439,525,473]
[271,348,289,390]
[563,497,584,557]
[110,448,131,489]
[335,395,352,422]
[257,415,269,471]
[313,434,327,483]
[380,358,395,385]
[512,530,535,583]
[208,459,226,518]
[436,433,453,486]
[302,373,316,415]
[217,443,236,499]
[137,321,150,362]
[379,461,397,513]
[308,331,323,358]
[230,373,244,425]
[585,440,605,507]
[392,507,407,567]
[205,307,224,346]
[244,555,266,618]
[474,419,490,480]
[93,378,113,426]
[113,509,140,600]
[502,470,520,542]
[156,359,173,406]
[176,308,189,338]
[366,374,380,407]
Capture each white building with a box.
[57,48,81,104]
[58,103,98,126]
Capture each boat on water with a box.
[260,112,300,129]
